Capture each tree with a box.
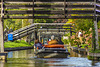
[74,19,93,32]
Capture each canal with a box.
[0,49,100,67]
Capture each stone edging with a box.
[4,46,34,51]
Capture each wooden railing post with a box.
[64,0,66,19]
[33,0,34,22]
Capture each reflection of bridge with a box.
[8,23,75,41]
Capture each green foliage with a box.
[62,33,70,44]
[97,21,100,29]
[34,19,46,23]
[64,32,70,36]
[87,56,94,60]
[4,19,31,31]
[74,19,93,31]
[74,45,78,47]
[4,40,33,48]
[81,44,88,48]
[4,19,55,31]
[92,26,96,50]
[62,39,69,44]
[89,49,100,53]
[30,41,34,45]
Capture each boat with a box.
[35,44,70,58]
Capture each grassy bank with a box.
[4,40,34,48]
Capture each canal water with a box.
[0,49,100,67]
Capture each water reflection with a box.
[69,50,87,58]
[8,52,13,58]
[7,49,34,58]
[40,58,92,67]
[0,61,4,67]
[0,49,100,67]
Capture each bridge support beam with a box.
[34,30,38,40]
[38,32,41,41]
[70,25,72,36]
[0,18,4,53]
[0,18,7,61]
[0,0,7,61]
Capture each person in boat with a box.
[47,39,51,44]
[48,35,58,45]
[34,39,43,49]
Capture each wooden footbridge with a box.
[8,23,74,41]
[0,0,100,60]
[0,0,99,19]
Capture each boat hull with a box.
[35,48,70,58]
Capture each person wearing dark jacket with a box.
[34,39,43,49]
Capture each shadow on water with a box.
[0,49,100,67]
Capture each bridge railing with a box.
[9,24,37,40]
[0,0,100,19]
